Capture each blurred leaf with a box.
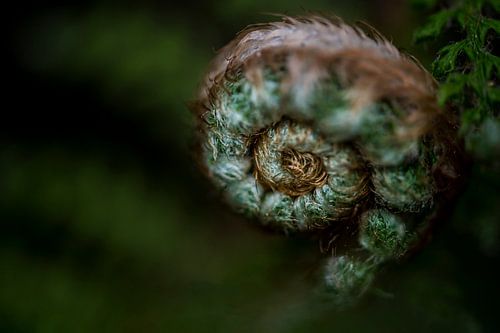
[413,9,455,43]
[432,40,468,77]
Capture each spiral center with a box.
[280,148,328,195]
[252,119,329,197]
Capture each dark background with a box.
[2,1,499,332]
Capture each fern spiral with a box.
[192,15,461,304]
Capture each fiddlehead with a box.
[192,15,462,305]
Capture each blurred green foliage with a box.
[2,1,499,332]
[413,0,500,260]
[413,0,499,161]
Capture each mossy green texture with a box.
[359,209,414,260]
[225,176,264,218]
[357,103,420,166]
[372,163,435,212]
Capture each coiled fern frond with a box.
[191,15,462,304]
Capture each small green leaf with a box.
[413,9,456,43]
[433,40,468,76]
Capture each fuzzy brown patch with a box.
[251,125,329,196]
[274,147,327,196]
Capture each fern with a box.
[414,0,499,160]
